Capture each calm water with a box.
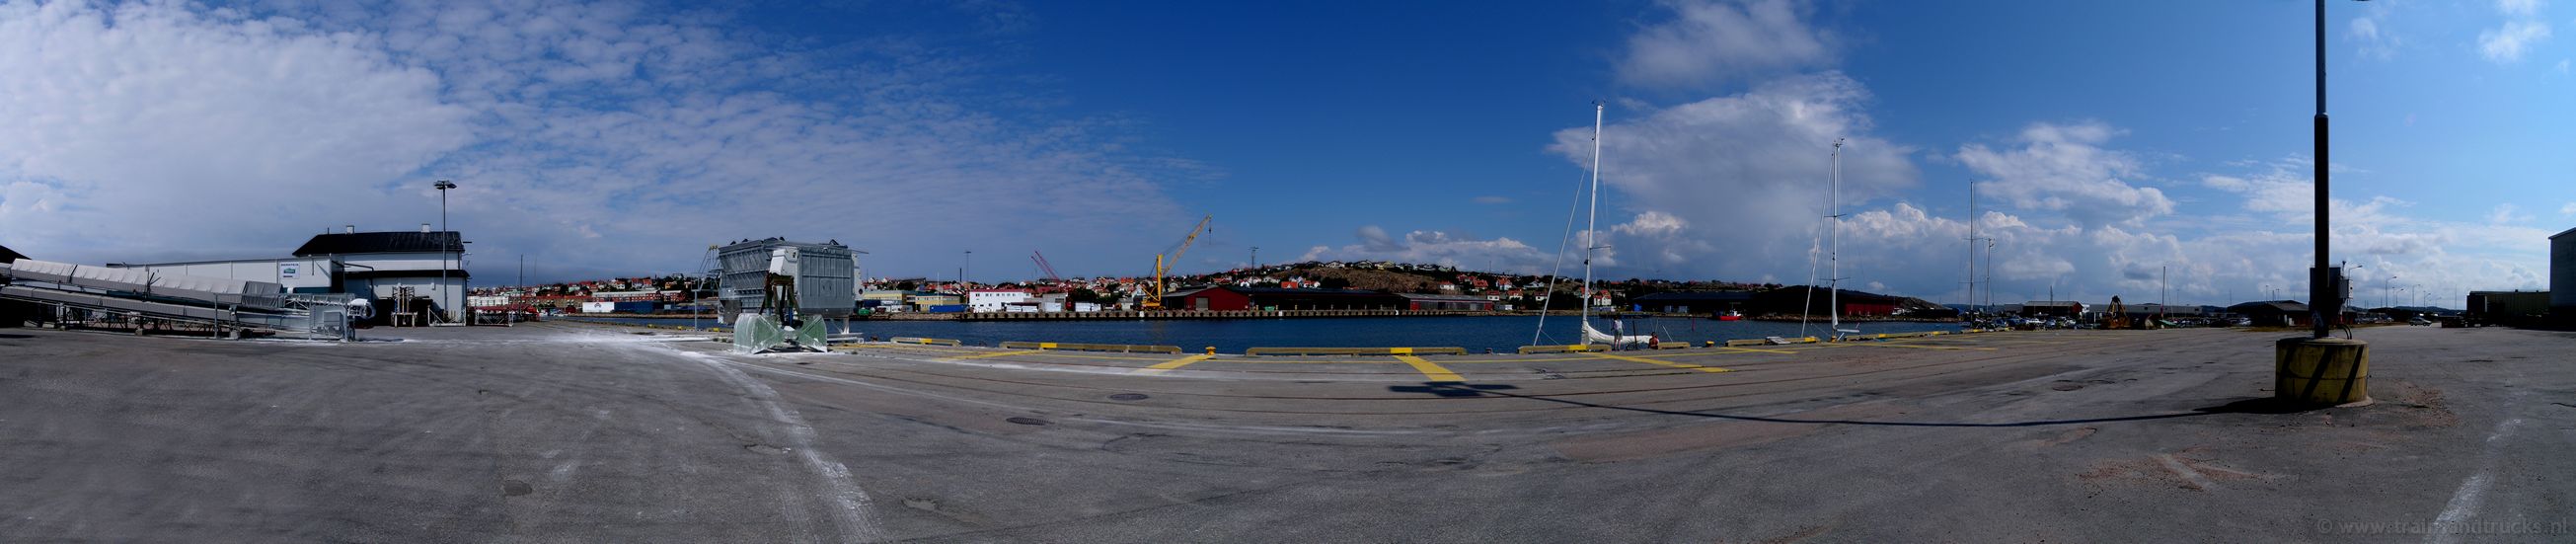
[568,315,1961,352]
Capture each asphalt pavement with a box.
[2,322,2570,542]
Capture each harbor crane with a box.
[1029,251,1066,293]
[1141,215,1211,310]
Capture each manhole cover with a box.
[1107,393,1150,401]
[1006,417,1051,426]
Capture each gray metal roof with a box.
[292,231,463,256]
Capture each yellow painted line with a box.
[944,350,1031,360]
[1394,355,1464,382]
[1130,353,1215,375]
[1582,351,1732,373]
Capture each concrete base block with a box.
[2276,337,2370,405]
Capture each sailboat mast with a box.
[1830,138,1844,337]
[1581,102,1604,331]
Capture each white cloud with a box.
[1538,71,1917,282]
[2499,0,2545,18]
[2347,5,2402,60]
[2478,20,2551,63]
[1617,0,1832,92]
[1954,121,2173,229]
[2558,58,2571,73]
[1613,210,1688,237]
[2560,201,2576,215]
[1297,226,1557,273]
[2487,203,2526,224]
[0,1,1200,279]
[0,0,474,259]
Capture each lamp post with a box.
[434,179,456,323]
[2306,0,2370,338]
[2275,0,2372,406]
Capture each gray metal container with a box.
[716,238,856,321]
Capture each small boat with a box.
[1713,310,1742,321]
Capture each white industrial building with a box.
[967,289,1032,312]
[109,226,470,323]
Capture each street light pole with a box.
[2308,0,2348,339]
[434,179,456,323]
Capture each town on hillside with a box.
[465,260,1961,319]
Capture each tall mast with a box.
[1581,103,1604,330]
[1830,138,1845,338]
[1966,181,1977,315]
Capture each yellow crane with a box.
[1141,215,1211,310]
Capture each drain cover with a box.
[1006,417,1051,426]
[1107,393,1150,401]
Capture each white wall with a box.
[115,258,337,291]
[967,290,1030,311]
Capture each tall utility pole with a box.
[2308,0,2342,339]
[962,250,972,288]
[1829,137,1846,338]
[2386,274,2397,308]
[433,179,456,323]
[1250,246,1259,270]
[1964,181,1987,315]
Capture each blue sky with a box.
[1,0,2568,306]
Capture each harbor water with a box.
[568,315,1960,353]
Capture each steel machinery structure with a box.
[1141,215,1211,310]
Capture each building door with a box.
[1194,297,1209,311]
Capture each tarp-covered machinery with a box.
[728,246,828,353]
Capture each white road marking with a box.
[2155,454,2218,491]
[661,347,887,542]
[2426,417,2524,544]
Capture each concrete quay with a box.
[1,323,2570,542]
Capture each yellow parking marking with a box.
[1395,355,1464,382]
[1131,353,1215,375]
[1582,351,1733,373]
[944,350,1031,360]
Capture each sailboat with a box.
[1571,103,1654,349]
